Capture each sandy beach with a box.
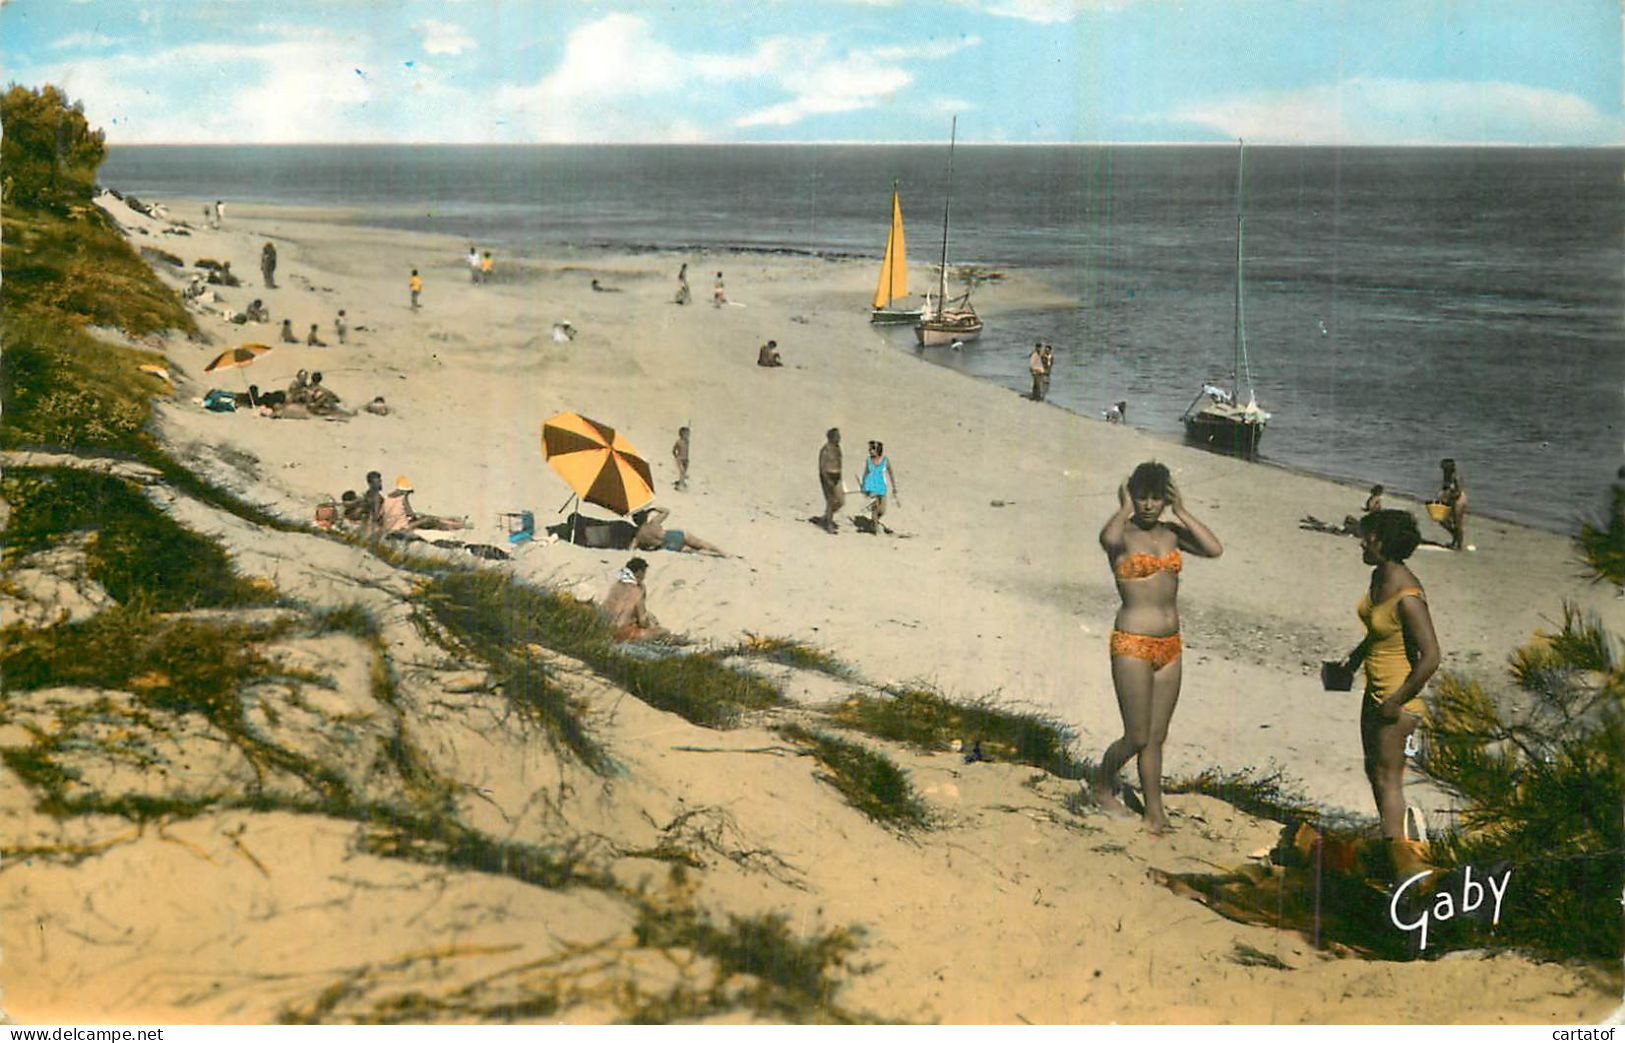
[3,192,1620,1024]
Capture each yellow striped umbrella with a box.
[203,343,273,373]
[541,412,655,516]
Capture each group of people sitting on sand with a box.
[328,471,467,537]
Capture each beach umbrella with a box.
[203,343,272,375]
[541,411,655,517]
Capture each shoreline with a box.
[131,188,1592,540]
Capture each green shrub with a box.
[1,84,105,211]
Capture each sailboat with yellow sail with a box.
[870,180,923,325]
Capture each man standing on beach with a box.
[818,428,844,533]
[672,426,691,491]
[1040,342,1055,400]
[467,245,480,283]
[261,242,277,288]
[1028,342,1046,401]
[409,269,422,310]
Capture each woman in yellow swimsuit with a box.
[1330,509,1440,859]
[1092,462,1223,833]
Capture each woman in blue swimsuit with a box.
[860,440,899,535]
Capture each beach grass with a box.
[828,683,1088,780]
[1164,765,1321,826]
[632,887,865,1023]
[424,569,783,734]
[776,722,929,830]
[2,466,279,611]
[2,203,195,456]
[726,634,855,678]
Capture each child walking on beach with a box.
[1093,462,1223,833]
[409,269,422,310]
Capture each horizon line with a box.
[103,139,1625,149]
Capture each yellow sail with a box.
[872,189,908,309]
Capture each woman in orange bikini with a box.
[1093,462,1223,833]
[1329,509,1440,863]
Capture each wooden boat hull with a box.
[1183,412,1265,457]
[915,314,983,347]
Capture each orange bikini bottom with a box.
[1110,630,1183,669]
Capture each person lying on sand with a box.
[380,476,466,534]
[632,507,728,556]
[590,278,622,293]
[600,557,675,642]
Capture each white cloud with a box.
[413,18,475,56]
[1168,77,1625,146]
[960,0,1149,22]
[735,55,911,127]
[39,37,379,143]
[868,36,981,62]
[51,31,116,49]
[489,14,955,141]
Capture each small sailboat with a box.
[915,117,982,348]
[1182,140,1270,456]
[870,181,922,325]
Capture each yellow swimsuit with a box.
[1357,586,1426,715]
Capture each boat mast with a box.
[936,116,956,319]
[1232,139,1245,400]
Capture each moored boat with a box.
[1181,140,1269,456]
[915,117,983,347]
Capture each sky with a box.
[2,0,1622,146]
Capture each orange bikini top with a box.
[1115,549,1182,580]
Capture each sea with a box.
[99,144,1625,534]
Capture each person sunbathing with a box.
[632,507,728,556]
[380,476,466,534]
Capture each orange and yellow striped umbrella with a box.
[541,412,655,516]
[203,343,273,373]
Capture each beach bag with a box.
[203,389,238,413]
[1321,659,1355,692]
[1424,501,1450,524]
